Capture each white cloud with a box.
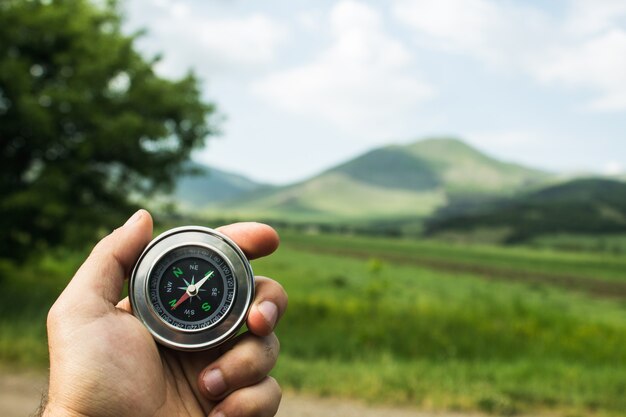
[252,0,435,138]
[296,9,325,33]
[392,0,553,68]
[393,0,626,111]
[532,29,626,111]
[565,0,626,36]
[124,0,288,78]
[603,161,624,176]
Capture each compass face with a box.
[130,226,254,351]
[148,245,236,331]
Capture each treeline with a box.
[425,178,626,243]
[156,214,419,238]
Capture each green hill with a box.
[168,162,269,210]
[403,139,550,192]
[212,138,550,223]
[426,178,626,242]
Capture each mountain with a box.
[425,178,626,242]
[169,162,269,210]
[330,138,548,193]
[213,138,551,223]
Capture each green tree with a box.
[0,0,216,261]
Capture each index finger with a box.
[216,222,279,260]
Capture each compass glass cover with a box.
[148,245,236,331]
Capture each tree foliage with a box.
[425,178,626,243]
[0,0,216,261]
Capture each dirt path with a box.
[276,395,486,417]
[0,370,487,417]
[0,371,46,417]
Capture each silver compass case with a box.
[129,226,255,351]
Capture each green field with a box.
[1,232,625,416]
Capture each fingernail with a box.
[212,412,225,417]
[124,210,143,227]
[203,369,227,396]
[258,301,278,328]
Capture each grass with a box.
[256,233,626,416]
[255,244,626,362]
[282,231,626,282]
[273,358,626,416]
[1,232,625,416]
[0,250,85,367]
[528,233,626,254]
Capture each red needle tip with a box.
[171,292,190,310]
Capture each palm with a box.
[52,307,220,417]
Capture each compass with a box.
[129,226,254,351]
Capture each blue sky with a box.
[124,0,626,184]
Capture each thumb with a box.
[59,210,153,313]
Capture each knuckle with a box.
[90,231,114,256]
[258,277,288,309]
[219,377,282,417]
[266,333,280,358]
[264,376,283,416]
[240,351,266,380]
[46,302,63,329]
[277,283,288,309]
[268,376,282,398]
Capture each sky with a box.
[123,0,626,185]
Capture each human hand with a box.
[43,210,287,417]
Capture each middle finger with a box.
[197,332,280,400]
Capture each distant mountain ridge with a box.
[330,139,548,193]
[426,178,626,242]
[170,162,269,210]
[165,141,625,241]
[209,138,551,222]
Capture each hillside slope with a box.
[216,138,550,222]
[426,178,626,242]
[170,162,269,209]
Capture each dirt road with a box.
[0,371,46,417]
[0,371,483,417]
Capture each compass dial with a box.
[130,226,254,351]
[149,245,235,331]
